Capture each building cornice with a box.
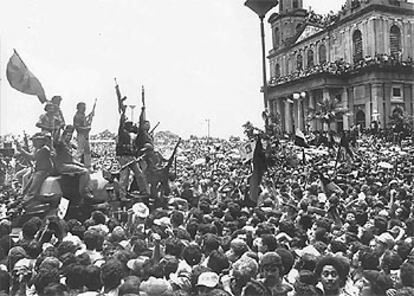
[268,4,414,59]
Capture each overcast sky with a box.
[0,0,349,139]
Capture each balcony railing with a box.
[269,53,413,87]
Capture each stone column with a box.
[298,98,304,131]
[365,84,372,128]
[308,91,317,131]
[404,84,412,115]
[368,18,376,57]
[285,100,292,133]
[383,18,390,54]
[384,83,392,126]
[293,100,299,132]
[371,83,384,126]
[342,87,350,130]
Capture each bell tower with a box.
[279,0,304,14]
[269,0,306,50]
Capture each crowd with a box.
[269,53,414,87]
[0,121,412,296]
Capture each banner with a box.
[295,129,310,148]
[6,49,46,103]
[239,140,256,162]
[249,138,267,203]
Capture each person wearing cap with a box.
[16,133,54,205]
[73,102,92,169]
[196,271,220,296]
[36,102,64,141]
[259,252,292,296]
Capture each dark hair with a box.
[33,267,60,295]
[207,250,230,274]
[381,250,403,271]
[315,256,348,287]
[57,241,78,257]
[101,259,124,291]
[165,238,184,258]
[170,211,184,227]
[330,240,347,254]
[41,283,68,296]
[84,265,102,291]
[0,270,10,292]
[261,234,278,252]
[359,249,379,270]
[182,244,202,266]
[242,280,271,296]
[22,219,39,239]
[65,264,86,289]
[91,211,106,225]
[83,230,99,250]
[26,240,42,259]
[399,262,414,288]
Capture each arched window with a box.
[274,27,280,48]
[390,25,402,56]
[297,54,303,70]
[353,30,363,62]
[296,23,303,32]
[307,49,314,67]
[275,64,281,78]
[319,44,327,64]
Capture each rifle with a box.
[141,85,145,108]
[166,138,181,170]
[86,98,97,125]
[149,122,160,136]
[115,78,127,114]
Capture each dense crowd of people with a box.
[0,120,412,296]
[269,53,413,87]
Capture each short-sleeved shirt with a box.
[73,111,89,136]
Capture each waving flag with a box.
[6,49,46,103]
[295,129,310,148]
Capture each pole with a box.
[260,16,268,109]
[206,119,210,142]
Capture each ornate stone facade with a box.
[267,0,414,132]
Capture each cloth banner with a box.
[249,139,267,203]
[239,140,256,162]
[295,129,310,148]
[6,49,46,103]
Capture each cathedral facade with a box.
[266,0,414,132]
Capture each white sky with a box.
[0,0,348,139]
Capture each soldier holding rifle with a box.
[114,80,149,200]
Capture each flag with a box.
[6,49,46,103]
[295,129,310,148]
[319,173,343,196]
[249,138,267,203]
[239,140,256,162]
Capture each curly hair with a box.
[315,256,348,288]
